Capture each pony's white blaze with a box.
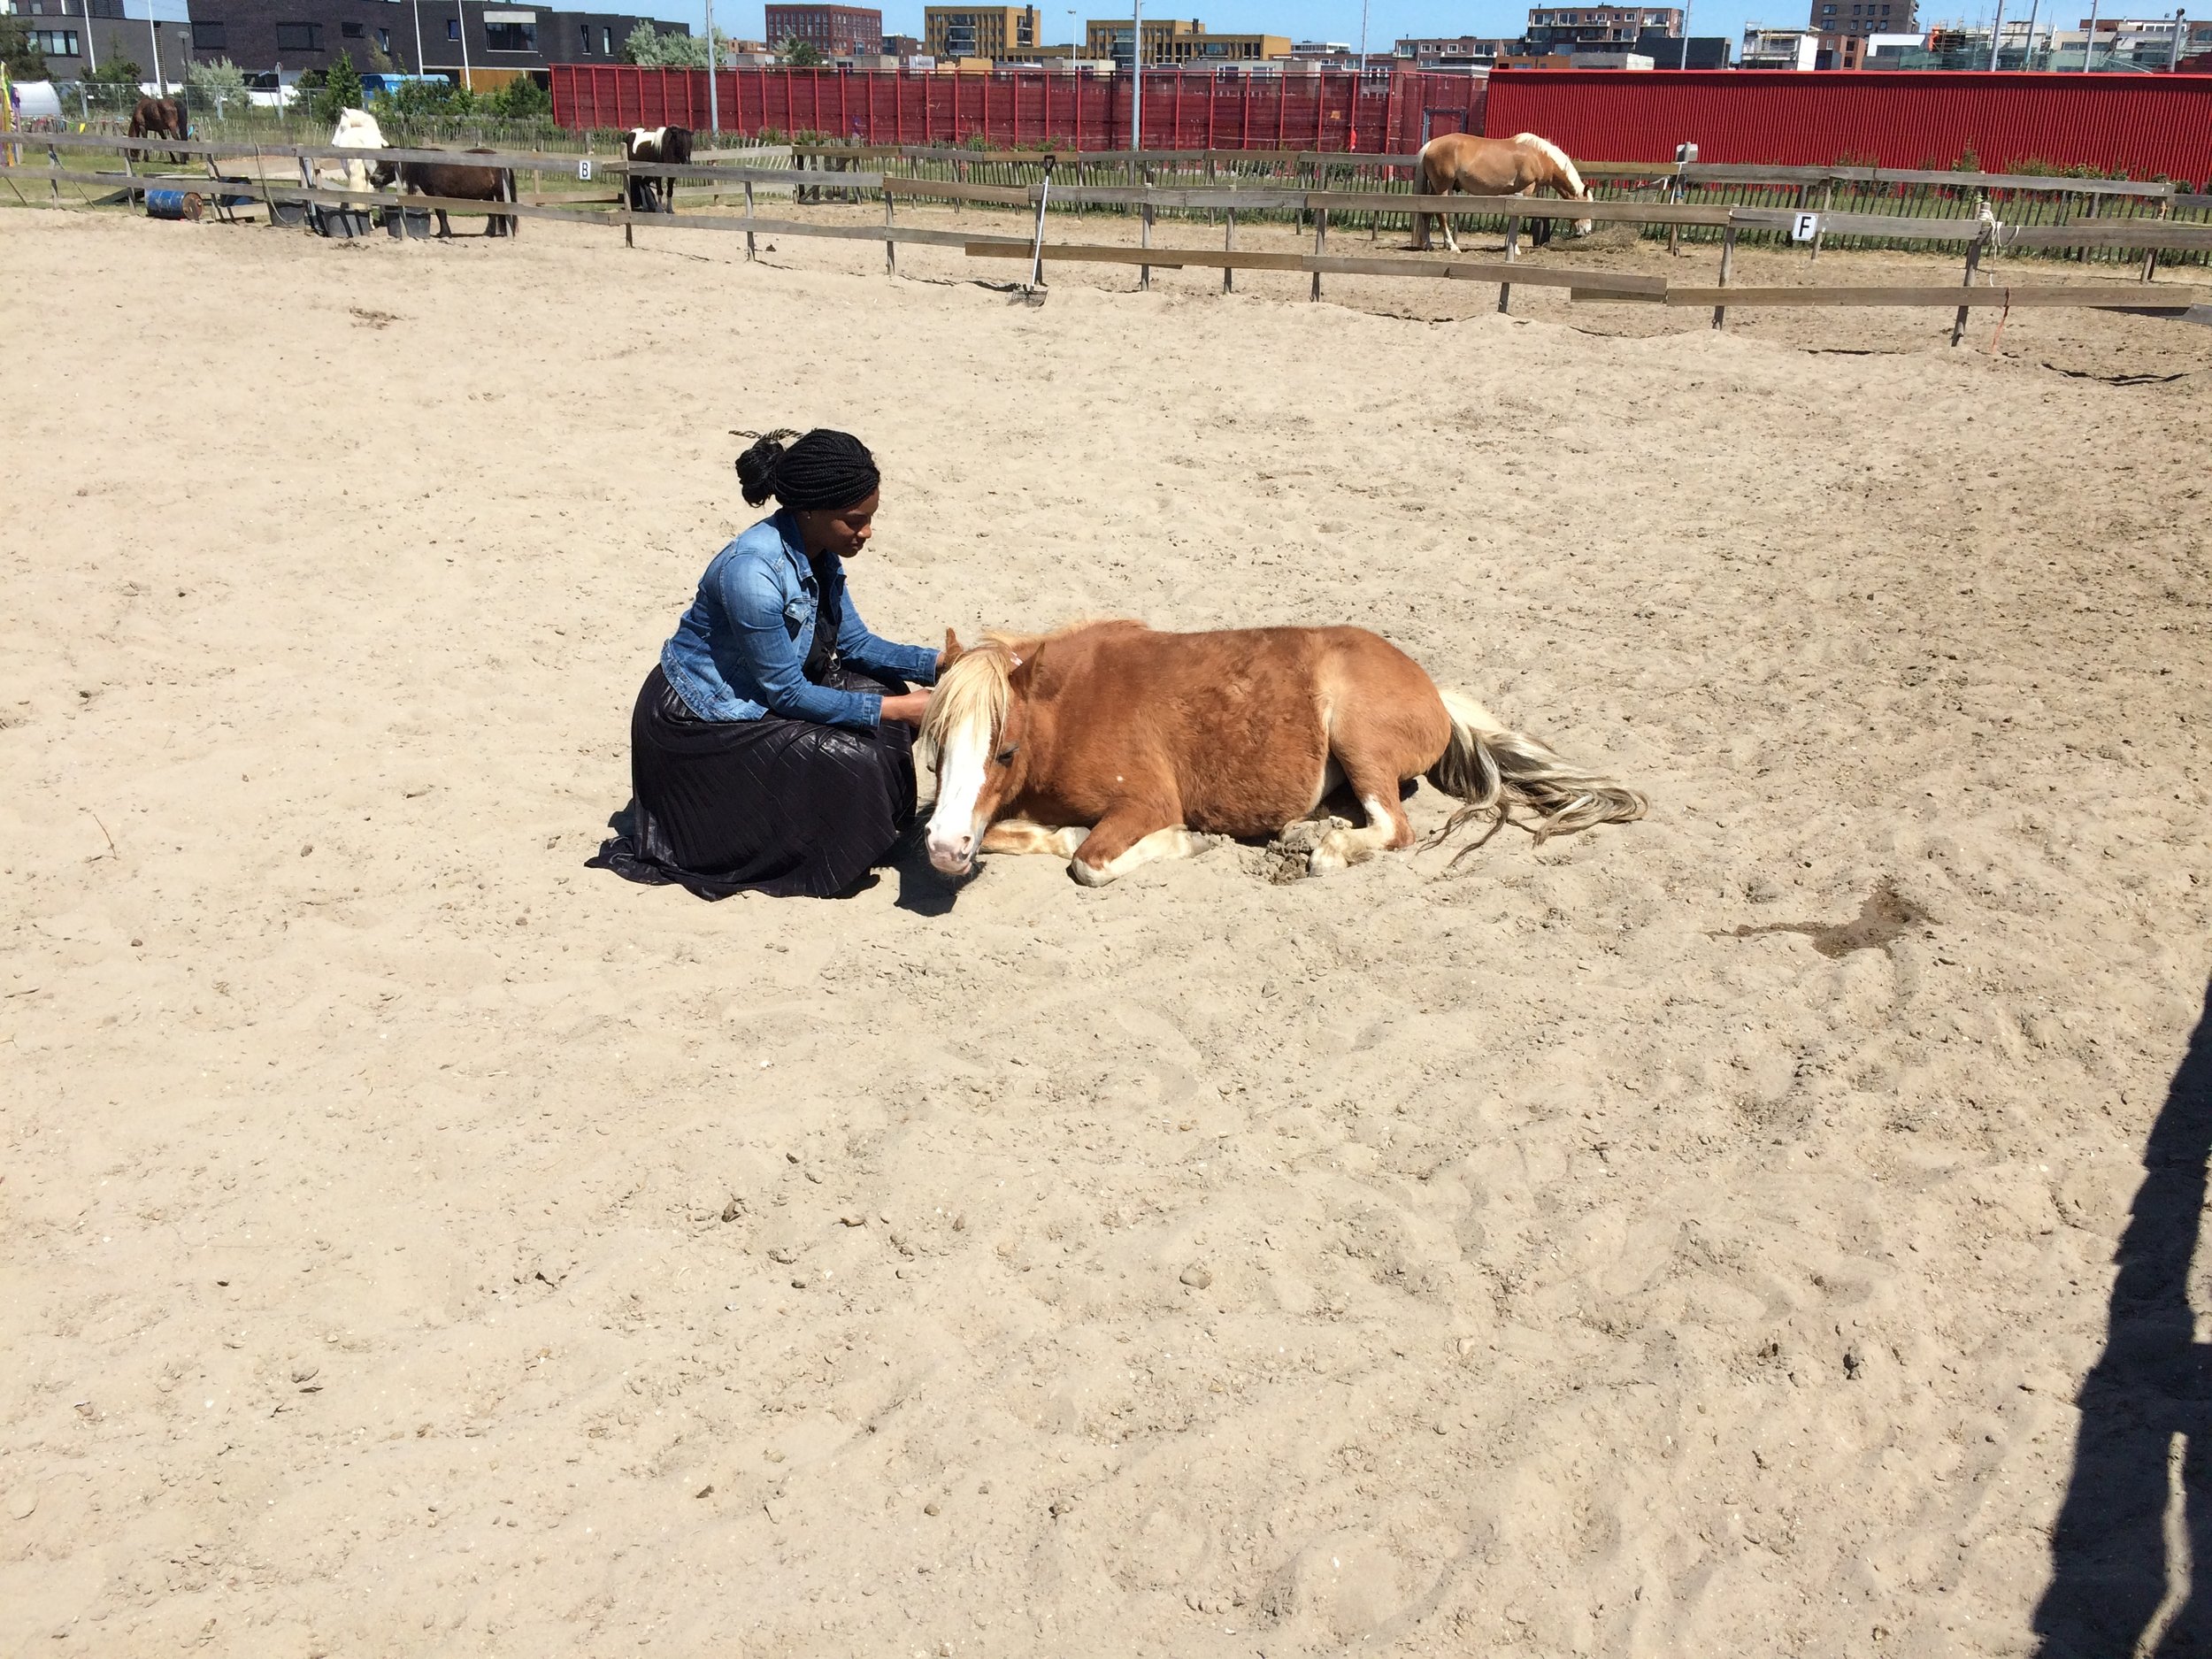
[925,714,991,874]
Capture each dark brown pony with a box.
[127,96,188,164]
[371,148,518,238]
[921,621,1645,886]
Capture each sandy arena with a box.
[4,207,2210,1657]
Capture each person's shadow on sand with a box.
[2035,979,2212,1657]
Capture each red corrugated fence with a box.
[1485,69,2212,187]
[549,66,1482,154]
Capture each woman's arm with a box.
[711,557,886,730]
[837,588,942,687]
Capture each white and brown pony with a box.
[1411,131,1594,253]
[329,107,388,197]
[921,621,1644,887]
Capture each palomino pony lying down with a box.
[921,621,1645,887]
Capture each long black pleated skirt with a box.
[592,664,917,900]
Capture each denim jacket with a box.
[658,510,939,730]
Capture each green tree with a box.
[81,56,145,88]
[488,73,549,118]
[0,13,50,81]
[780,36,826,65]
[624,22,721,65]
[314,50,364,123]
[185,55,248,120]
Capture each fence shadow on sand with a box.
[2035,979,2212,1656]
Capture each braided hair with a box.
[734,428,881,511]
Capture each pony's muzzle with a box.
[926,832,974,876]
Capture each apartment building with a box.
[1082,15,1288,67]
[1804,0,1915,39]
[1523,4,1683,48]
[921,4,1036,58]
[764,3,880,54]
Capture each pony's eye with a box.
[995,746,1019,764]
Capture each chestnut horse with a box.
[1411,132,1594,254]
[127,96,188,165]
[921,621,1645,887]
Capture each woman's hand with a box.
[879,690,932,727]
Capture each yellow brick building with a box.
[1083,16,1291,65]
[923,5,1041,58]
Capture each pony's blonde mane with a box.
[1514,131,1586,198]
[919,619,1142,764]
[919,643,1013,764]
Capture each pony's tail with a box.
[1426,688,1647,856]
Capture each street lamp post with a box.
[457,0,472,90]
[1128,0,1141,151]
[704,0,718,133]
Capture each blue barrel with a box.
[145,188,204,221]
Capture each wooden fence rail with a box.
[13,127,2210,334]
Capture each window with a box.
[484,19,534,49]
[88,0,123,16]
[447,17,459,37]
[29,28,79,51]
[602,26,611,50]
[580,20,590,50]
[376,25,389,47]
[276,20,323,49]
[342,19,363,36]
[194,19,227,46]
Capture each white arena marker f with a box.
[1792,211,1821,242]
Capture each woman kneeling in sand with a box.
[595,428,942,899]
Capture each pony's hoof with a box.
[1308,829,1377,875]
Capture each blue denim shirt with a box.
[658,511,939,730]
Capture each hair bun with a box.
[733,429,797,506]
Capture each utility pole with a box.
[2173,7,2187,67]
[1679,0,1692,68]
[1987,0,2004,67]
[146,4,164,90]
[1128,0,1141,150]
[457,0,472,89]
[2081,0,2099,67]
[412,0,426,73]
[704,0,718,132]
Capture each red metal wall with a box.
[549,66,1480,154]
[1485,68,2212,188]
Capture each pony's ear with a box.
[941,628,965,667]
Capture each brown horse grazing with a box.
[1411,132,1594,253]
[127,96,188,164]
[371,149,518,238]
[921,621,1645,887]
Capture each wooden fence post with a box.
[1810,175,1835,263]
[1952,225,1985,347]
[744,179,756,260]
[1140,167,1154,291]
[884,185,896,275]
[1710,224,1737,330]
[1499,214,1519,314]
[48,141,62,208]
[2145,196,2170,282]
[1223,206,1235,294]
[1310,204,1327,303]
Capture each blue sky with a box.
[676,0,2009,54]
